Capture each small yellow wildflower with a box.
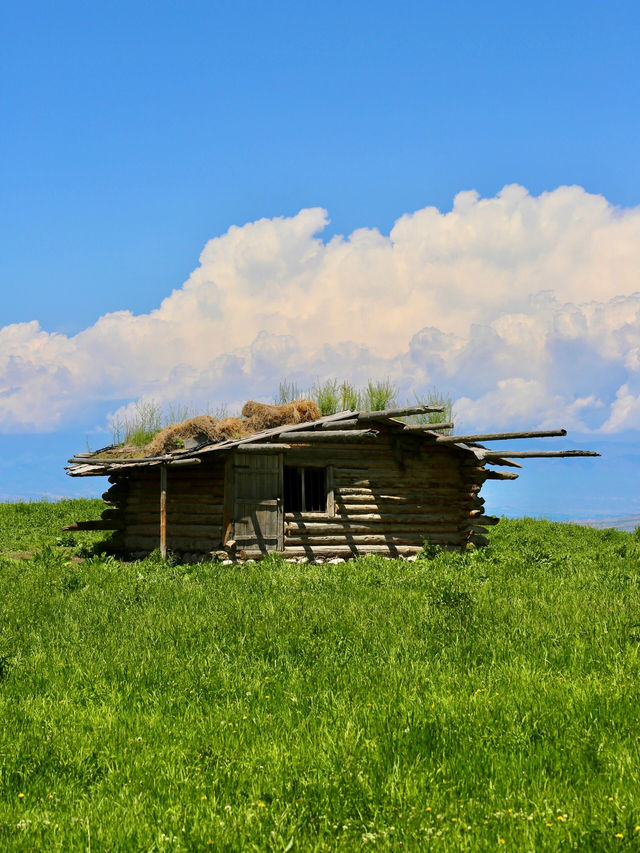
[546,822,552,827]
[615,833,623,839]
[451,817,457,822]
[636,825,640,831]
[243,715,248,720]
[499,840,505,846]
[258,802,266,808]
[557,816,564,821]
[18,793,25,799]
[426,807,431,812]
[201,795,207,800]
[608,797,614,802]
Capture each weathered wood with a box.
[128,476,224,488]
[129,473,222,486]
[235,443,292,452]
[265,429,379,442]
[315,419,360,429]
[286,511,461,523]
[119,512,224,526]
[485,471,519,480]
[128,486,224,498]
[285,450,393,464]
[123,499,224,512]
[68,454,171,465]
[123,535,221,551]
[335,493,407,502]
[403,422,455,432]
[333,494,482,511]
[159,464,167,560]
[126,522,222,537]
[281,545,428,557]
[358,405,445,420]
[223,456,233,546]
[333,473,464,486]
[478,456,523,469]
[333,508,466,521]
[335,491,469,504]
[285,517,461,531]
[480,450,601,459]
[436,429,568,444]
[232,452,282,553]
[326,464,335,518]
[127,495,223,506]
[285,534,455,545]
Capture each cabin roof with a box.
[66,404,599,478]
[66,409,482,477]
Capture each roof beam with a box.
[358,404,445,420]
[480,450,601,459]
[436,429,567,444]
[403,422,454,432]
[268,429,379,442]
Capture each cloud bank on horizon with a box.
[3,183,640,435]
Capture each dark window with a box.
[284,466,326,512]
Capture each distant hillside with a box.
[571,514,640,532]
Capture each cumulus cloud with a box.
[2,184,640,434]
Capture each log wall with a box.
[101,460,226,555]
[278,431,479,558]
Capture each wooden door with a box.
[231,453,283,553]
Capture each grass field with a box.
[1,501,640,850]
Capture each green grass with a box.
[0,499,105,555]
[1,503,640,850]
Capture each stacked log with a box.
[281,432,472,554]
[457,457,499,547]
[93,461,226,555]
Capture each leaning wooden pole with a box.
[160,463,167,560]
[435,429,567,444]
[480,450,601,459]
[358,404,445,420]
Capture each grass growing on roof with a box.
[1,503,640,850]
[105,379,453,453]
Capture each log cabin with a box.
[65,405,599,561]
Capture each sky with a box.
[2,1,640,518]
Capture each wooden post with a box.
[160,463,167,560]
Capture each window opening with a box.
[284,466,326,512]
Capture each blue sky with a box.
[2,1,640,517]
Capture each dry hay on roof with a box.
[134,400,321,457]
[145,415,247,456]
[241,399,320,430]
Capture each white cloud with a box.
[2,184,640,434]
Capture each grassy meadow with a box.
[1,501,640,850]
